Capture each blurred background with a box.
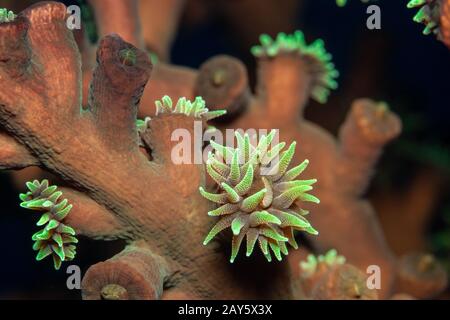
[0,0,449,299]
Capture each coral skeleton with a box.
[201,130,319,263]
[19,180,77,270]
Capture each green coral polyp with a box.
[200,130,320,263]
[300,249,346,277]
[335,0,372,7]
[251,31,339,104]
[155,95,226,121]
[0,8,15,23]
[407,0,442,36]
[20,180,77,270]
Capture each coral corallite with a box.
[250,30,339,104]
[200,130,320,263]
[19,180,77,270]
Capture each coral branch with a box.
[22,2,82,115]
[255,54,312,121]
[196,55,250,119]
[138,0,186,61]
[88,34,152,150]
[88,0,143,48]
[59,187,125,240]
[395,253,448,299]
[251,31,338,121]
[337,99,402,196]
[82,242,169,300]
[0,130,37,169]
[0,13,30,78]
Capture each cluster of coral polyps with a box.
[0,1,447,300]
[408,0,450,48]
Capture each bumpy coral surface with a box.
[201,130,319,263]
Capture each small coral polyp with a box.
[154,95,226,120]
[335,0,372,7]
[251,30,339,104]
[200,130,320,263]
[300,249,347,277]
[0,8,15,23]
[408,0,443,35]
[20,180,77,270]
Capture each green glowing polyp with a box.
[19,180,77,270]
[0,8,15,23]
[200,130,320,263]
[251,30,339,104]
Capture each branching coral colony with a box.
[0,1,447,300]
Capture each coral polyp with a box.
[155,95,226,121]
[200,130,319,263]
[300,249,346,277]
[408,0,443,35]
[336,0,372,7]
[251,31,339,104]
[0,8,15,23]
[19,180,77,270]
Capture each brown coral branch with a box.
[196,55,250,119]
[80,0,196,117]
[0,14,30,78]
[88,34,151,150]
[138,0,186,61]
[82,241,169,300]
[59,187,125,240]
[395,253,448,299]
[255,54,312,121]
[88,0,144,48]
[0,130,38,169]
[337,99,402,196]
